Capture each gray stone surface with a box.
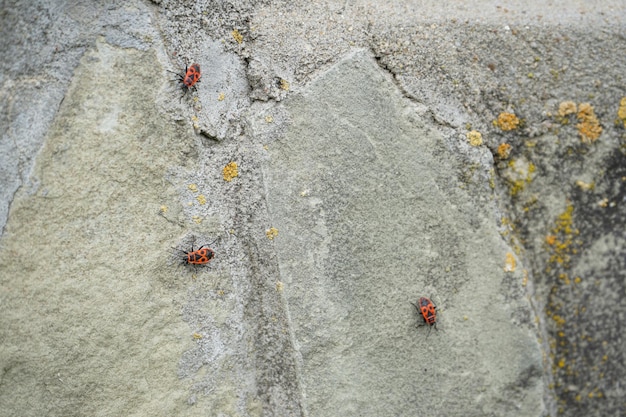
[1,0,625,416]
[0,41,193,415]
[257,49,543,416]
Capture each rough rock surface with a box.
[1,1,625,416]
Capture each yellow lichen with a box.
[546,204,579,268]
[160,205,168,214]
[553,314,566,326]
[232,29,243,44]
[617,97,626,127]
[467,130,483,146]
[504,252,516,272]
[218,92,225,101]
[223,162,239,182]
[188,183,198,193]
[555,204,574,234]
[192,332,203,339]
[275,281,284,292]
[495,112,520,131]
[196,194,206,205]
[279,79,290,91]
[575,180,595,191]
[191,113,200,129]
[576,102,602,143]
[497,143,512,159]
[558,101,577,117]
[265,227,279,240]
[509,180,525,196]
[265,115,274,123]
[505,158,535,196]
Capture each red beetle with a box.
[168,63,201,95]
[173,237,217,270]
[411,296,438,336]
[182,244,214,266]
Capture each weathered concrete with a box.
[1,0,625,416]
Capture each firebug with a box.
[168,63,201,96]
[182,244,214,266]
[174,237,217,269]
[411,296,438,336]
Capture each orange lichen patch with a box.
[546,235,557,245]
[618,97,626,127]
[232,29,243,44]
[576,103,602,143]
[558,101,577,117]
[223,162,239,182]
[265,227,279,240]
[494,112,520,131]
[497,143,512,159]
[466,130,483,146]
[504,252,516,272]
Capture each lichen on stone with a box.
[576,102,602,143]
[494,112,520,131]
[223,162,238,182]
